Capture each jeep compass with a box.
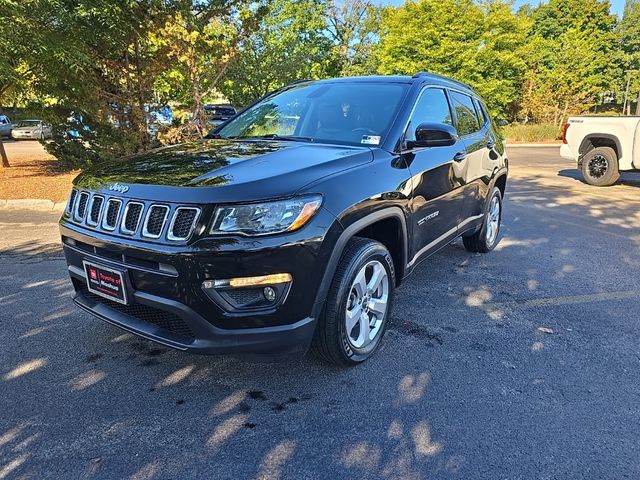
[60,72,508,366]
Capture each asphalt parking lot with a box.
[1,146,639,479]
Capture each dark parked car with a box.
[60,73,508,365]
[204,104,237,126]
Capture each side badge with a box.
[417,211,439,226]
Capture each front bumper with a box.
[61,208,341,356]
[11,131,39,140]
[70,265,315,354]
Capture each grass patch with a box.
[502,123,561,143]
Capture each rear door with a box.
[447,91,493,223]
[404,87,467,267]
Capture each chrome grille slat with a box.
[168,207,201,241]
[121,202,144,235]
[86,195,104,226]
[75,192,90,221]
[66,189,78,215]
[102,198,122,231]
[142,205,170,239]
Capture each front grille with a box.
[143,205,169,238]
[77,283,194,340]
[121,202,144,234]
[87,196,104,226]
[169,207,200,241]
[75,192,89,220]
[103,199,122,230]
[64,189,202,243]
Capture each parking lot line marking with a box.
[493,290,640,309]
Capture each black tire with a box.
[463,187,502,253]
[311,237,395,366]
[581,146,620,187]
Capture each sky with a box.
[371,0,627,17]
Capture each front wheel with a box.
[311,237,395,366]
[463,187,502,253]
[581,146,619,187]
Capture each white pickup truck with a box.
[560,116,640,186]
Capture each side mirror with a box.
[407,122,459,149]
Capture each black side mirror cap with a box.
[406,122,459,149]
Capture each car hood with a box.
[74,139,373,203]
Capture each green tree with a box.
[522,0,619,125]
[221,0,336,107]
[151,1,262,138]
[327,0,382,75]
[619,0,640,114]
[376,0,530,119]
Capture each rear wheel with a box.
[581,146,619,187]
[311,237,395,366]
[463,187,502,253]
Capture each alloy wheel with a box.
[345,260,389,349]
[588,154,608,179]
[485,194,501,245]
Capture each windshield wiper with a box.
[243,134,314,142]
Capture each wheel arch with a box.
[578,134,621,165]
[311,207,408,319]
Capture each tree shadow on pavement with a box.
[2,167,640,479]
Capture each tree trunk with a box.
[636,89,640,116]
[0,136,10,168]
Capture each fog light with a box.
[263,286,276,302]
[201,273,293,312]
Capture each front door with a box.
[404,87,467,267]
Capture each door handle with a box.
[453,151,467,162]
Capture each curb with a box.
[506,143,561,148]
[0,199,66,212]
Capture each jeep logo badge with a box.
[108,183,129,194]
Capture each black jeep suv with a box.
[60,72,508,365]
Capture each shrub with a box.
[501,123,561,143]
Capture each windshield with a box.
[15,120,41,128]
[218,82,408,147]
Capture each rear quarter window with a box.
[449,91,481,136]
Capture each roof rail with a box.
[412,71,472,90]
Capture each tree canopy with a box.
[1,0,637,167]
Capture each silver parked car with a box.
[11,119,52,140]
[0,115,12,138]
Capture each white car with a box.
[11,119,53,141]
[560,116,640,186]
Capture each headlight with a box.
[210,195,322,236]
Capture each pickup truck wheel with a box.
[311,237,395,366]
[581,146,620,187]
[463,187,502,253]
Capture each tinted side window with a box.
[474,98,489,126]
[449,91,480,136]
[405,88,453,141]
